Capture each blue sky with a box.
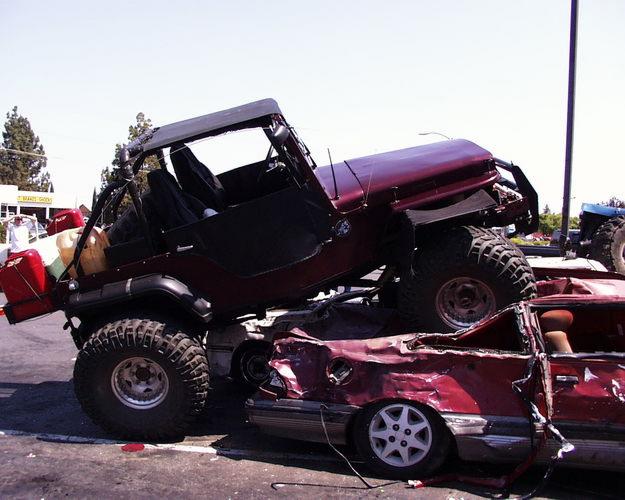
[1,0,623,214]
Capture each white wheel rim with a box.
[368,403,432,467]
[111,357,169,410]
[435,277,496,329]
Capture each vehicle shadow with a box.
[1,379,622,498]
[0,380,106,438]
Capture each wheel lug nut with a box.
[392,424,399,431]
[405,429,411,435]
[389,436,395,443]
[401,440,407,447]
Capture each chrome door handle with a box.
[555,375,579,385]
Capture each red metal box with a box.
[47,209,85,236]
[0,249,56,323]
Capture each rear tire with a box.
[74,317,209,440]
[398,226,537,332]
[353,401,450,479]
[590,216,625,274]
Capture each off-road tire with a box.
[353,401,450,480]
[398,226,537,332]
[74,317,209,440]
[589,216,625,274]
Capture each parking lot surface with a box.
[0,297,623,499]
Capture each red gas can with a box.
[0,249,56,323]
[47,209,85,236]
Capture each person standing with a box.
[3,215,36,256]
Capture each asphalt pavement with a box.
[0,295,623,499]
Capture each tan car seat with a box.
[539,310,574,353]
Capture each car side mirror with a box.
[271,125,290,145]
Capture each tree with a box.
[0,106,51,191]
[538,212,580,237]
[100,112,160,217]
[602,197,625,209]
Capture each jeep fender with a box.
[65,274,212,322]
[395,190,498,270]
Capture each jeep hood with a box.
[315,139,494,212]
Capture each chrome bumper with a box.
[443,413,625,471]
[245,398,360,445]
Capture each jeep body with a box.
[4,98,537,334]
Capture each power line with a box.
[0,148,47,159]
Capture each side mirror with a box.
[271,125,290,145]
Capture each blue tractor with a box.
[577,203,625,273]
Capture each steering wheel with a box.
[257,143,287,184]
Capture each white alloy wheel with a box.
[368,403,433,467]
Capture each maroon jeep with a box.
[1,99,538,438]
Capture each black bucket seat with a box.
[169,142,227,212]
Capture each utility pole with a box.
[559,0,579,255]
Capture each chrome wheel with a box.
[435,276,496,329]
[368,403,433,468]
[111,357,169,410]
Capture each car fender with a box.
[65,274,212,322]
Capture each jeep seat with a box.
[146,169,206,230]
[170,142,227,212]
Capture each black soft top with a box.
[137,98,282,153]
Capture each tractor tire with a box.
[74,316,209,440]
[398,226,537,332]
[590,216,625,274]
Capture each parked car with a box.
[247,276,625,479]
[1,99,539,439]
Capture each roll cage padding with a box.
[169,142,227,211]
[65,274,212,322]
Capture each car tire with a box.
[231,341,272,387]
[590,216,625,274]
[398,225,537,332]
[353,401,450,479]
[73,316,209,440]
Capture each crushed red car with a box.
[246,276,625,479]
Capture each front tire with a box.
[590,216,625,274]
[398,226,537,332]
[73,317,209,440]
[353,401,450,479]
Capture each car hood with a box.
[315,139,493,212]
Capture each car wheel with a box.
[73,317,209,440]
[354,401,450,479]
[398,225,537,332]
[232,341,272,387]
[590,216,625,274]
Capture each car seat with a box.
[539,309,574,353]
[146,169,207,230]
[107,168,206,247]
[169,142,227,212]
